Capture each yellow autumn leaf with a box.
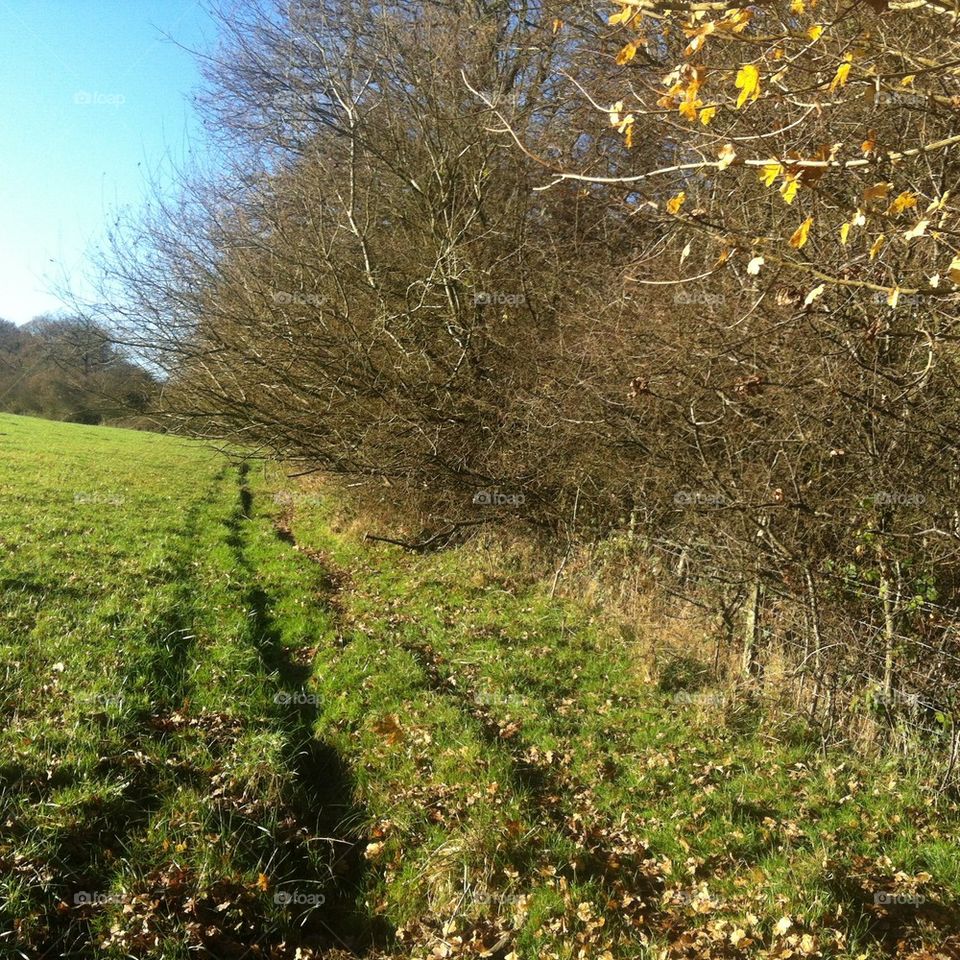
[869,234,886,259]
[608,4,633,26]
[616,41,638,65]
[829,53,853,93]
[807,24,823,40]
[666,191,686,215]
[791,0,805,12]
[735,64,760,108]
[552,17,564,33]
[901,74,916,86]
[840,222,851,245]
[789,217,814,249]
[904,218,929,240]
[887,286,900,308]
[699,105,717,125]
[780,175,800,204]
[889,191,918,214]
[760,162,783,187]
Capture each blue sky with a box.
[0,0,215,324]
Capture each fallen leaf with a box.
[774,915,793,937]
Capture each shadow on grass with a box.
[226,464,390,955]
[823,857,960,956]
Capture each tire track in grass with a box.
[66,463,384,958]
[224,463,387,957]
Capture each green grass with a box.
[1,412,958,959]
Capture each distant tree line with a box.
[0,316,157,425]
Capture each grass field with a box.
[1,412,958,959]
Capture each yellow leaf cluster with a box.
[608,4,635,26]
[889,191,918,215]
